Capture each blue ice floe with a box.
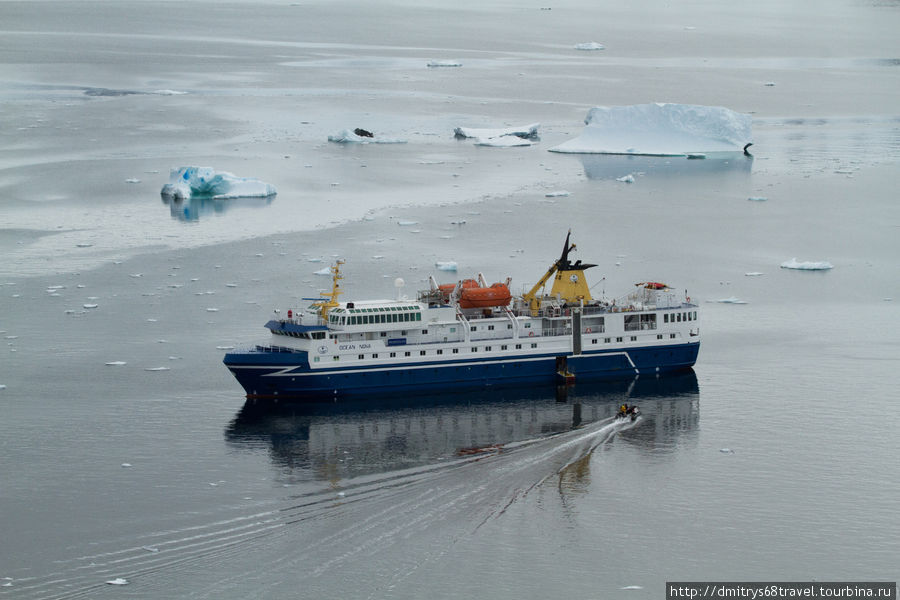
[160,167,276,201]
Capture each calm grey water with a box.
[1,1,899,598]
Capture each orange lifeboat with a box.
[459,282,512,309]
[437,279,479,303]
[638,281,668,290]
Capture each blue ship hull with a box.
[223,342,700,400]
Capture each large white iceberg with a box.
[549,103,752,156]
[160,167,276,201]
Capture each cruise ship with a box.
[223,233,700,400]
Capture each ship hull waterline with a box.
[224,342,700,401]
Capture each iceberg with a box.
[160,167,276,201]
[780,258,833,270]
[549,103,752,156]
[575,42,605,51]
[435,261,458,272]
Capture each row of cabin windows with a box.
[316,342,542,362]
[330,312,422,326]
[664,311,697,323]
[471,324,514,332]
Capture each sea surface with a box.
[1,0,899,598]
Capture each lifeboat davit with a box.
[438,279,479,302]
[458,282,512,309]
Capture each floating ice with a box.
[748,196,768,202]
[720,448,735,454]
[83,303,98,309]
[781,258,833,270]
[397,220,418,226]
[435,261,458,271]
[105,361,127,366]
[545,191,570,197]
[0,385,6,390]
[216,346,235,350]
[327,130,407,144]
[714,297,747,304]
[313,267,331,275]
[616,174,635,183]
[427,60,462,67]
[549,103,752,156]
[621,586,644,590]
[145,367,170,371]
[125,178,141,184]
[121,463,132,467]
[575,42,605,50]
[745,272,764,277]
[106,578,128,585]
[454,124,540,147]
[474,136,533,147]
[160,166,276,201]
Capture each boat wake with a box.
[4,415,639,599]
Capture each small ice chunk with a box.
[720,448,735,454]
[780,258,833,270]
[435,261,458,271]
[621,586,644,590]
[714,297,747,304]
[764,81,776,86]
[744,272,764,277]
[575,42,605,50]
[121,463,132,467]
[427,60,462,67]
[747,196,768,202]
[0,384,7,390]
[145,367,170,371]
[454,123,539,140]
[206,308,219,312]
[397,220,418,226]
[216,345,235,350]
[616,174,635,183]
[83,303,98,309]
[225,283,238,287]
[313,267,331,275]
[545,191,570,197]
[125,178,141,184]
[106,361,127,366]
[106,578,128,585]
[142,546,160,553]
[327,130,407,144]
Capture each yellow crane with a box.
[521,231,596,316]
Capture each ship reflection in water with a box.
[161,194,275,222]
[225,371,699,484]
